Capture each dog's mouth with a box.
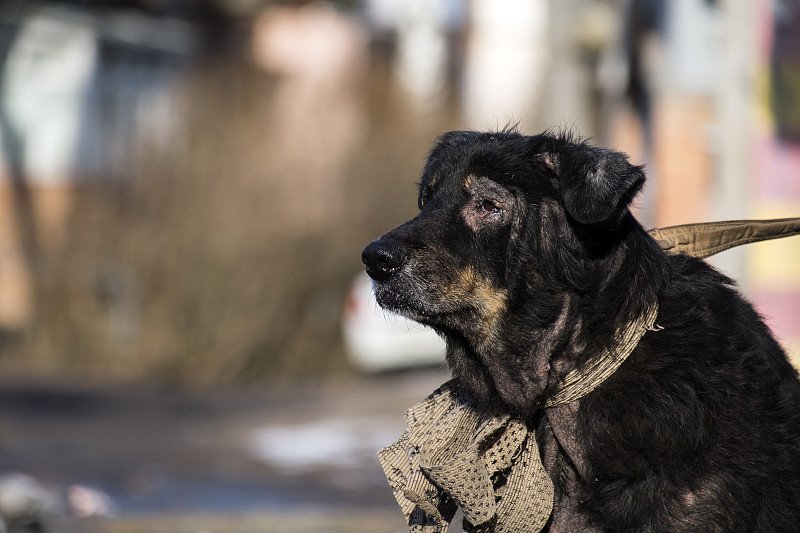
[363,234,511,341]
[371,264,509,344]
[371,277,449,326]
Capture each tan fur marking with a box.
[458,264,478,291]
[446,265,508,345]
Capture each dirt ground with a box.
[0,367,453,533]
[49,511,406,533]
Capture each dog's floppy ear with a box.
[545,144,645,226]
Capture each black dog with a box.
[362,129,800,532]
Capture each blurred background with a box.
[0,0,796,531]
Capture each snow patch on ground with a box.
[248,417,401,472]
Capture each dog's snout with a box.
[362,239,407,282]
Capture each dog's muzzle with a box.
[362,238,408,282]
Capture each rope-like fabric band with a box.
[647,217,800,259]
[543,303,659,408]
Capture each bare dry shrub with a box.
[11,57,458,385]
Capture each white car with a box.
[342,273,446,372]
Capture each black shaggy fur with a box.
[362,129,800,532]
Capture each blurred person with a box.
[0,6,97,328]
[603,0,668,228]
[252,1,368,233]
[770,0,800,145]
[394,0,465,111]
[602,0,720,229]
[622,0,667,160]
[462,0,549,130]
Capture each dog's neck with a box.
[446,222,669,416]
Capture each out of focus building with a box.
[0,0,795,371]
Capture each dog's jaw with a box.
[370,247,582,413]
[370,272,451,326]
[370,261,562,413]
[362,129,671,415]
[444,332,555,414]
[446,293,579,414]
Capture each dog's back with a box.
[574,253,800,531]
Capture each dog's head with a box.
[362,129,661,412]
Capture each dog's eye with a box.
[419,193,430,209]
[481,199,500,214]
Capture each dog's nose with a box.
[362,239,407,282]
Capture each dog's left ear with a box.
[550,144,645,226]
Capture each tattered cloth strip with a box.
[379,382,552,533]
[378,218,800,533]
